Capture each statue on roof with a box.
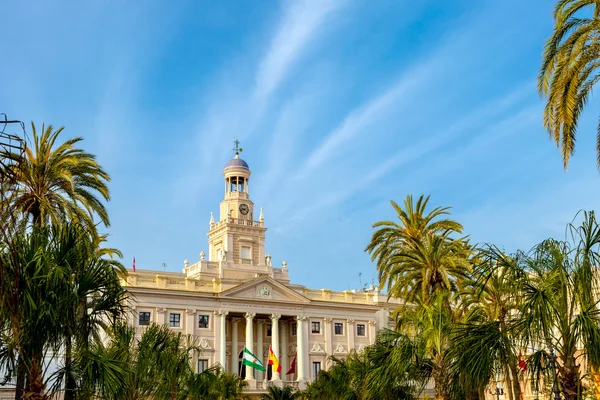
[265,253,272,267]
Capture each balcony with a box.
[211,218,264,230]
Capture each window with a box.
[357,324,366,336]
[334,322,344,335]
[169,313,181,327]
[198,359,209,373]
[138,311,151,326]
[312,362,321,379]
[241,246,251,260]
[311,321,320,334]
[266,324,272,337]
[198,315,209,329]
[292,323,297,336]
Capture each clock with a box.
[239,204,249,215]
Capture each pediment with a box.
[219,277,310,303]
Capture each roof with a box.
[224,157,249,170]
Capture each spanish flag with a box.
[268,346,281,373]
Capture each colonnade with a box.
[214,312,309,386]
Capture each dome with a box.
[224,157,249,170]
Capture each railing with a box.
[211,218,263,229]
[283,381,299,388]
[256,381,273,390]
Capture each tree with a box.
[102,323,199,400]
[188,365,246,400]
[47,224,127,400]
[362,330,428,400]
[303,354,363,400]
[366,195,470,304]
[0,223,127,400]
[517,235,600,400]
[3,122,112,399]
[10,122,110,231]
[261,384,299,400]
[450,247,525,400]
[539,0,600,168]
[101,323,247,400]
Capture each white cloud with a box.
[195,0,343,171]
[270,83,535,232]
[255,0,342,98]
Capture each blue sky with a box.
[2,0,600,291]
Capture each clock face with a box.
[239,204,249,215]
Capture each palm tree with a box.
[261,384,299,400]
[102,323,202,400]
[450,246,525,400]
[517,237,600,400]
[366,195,469,304]
[539,0,600,168]
[395,293,458,400]
[303,354,362,400]
[0,223,127,400]
[188,365,247,399]
[362,330,428,400]
[10,122,110,231]
[45,224,127,400]
[4,122,112,399]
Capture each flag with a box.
[268,346,281,373]
[242,347,265,372]
[132,257,136,272]
[518,352,527,370]
[286,353,297,375]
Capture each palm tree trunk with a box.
[64,336,75,400]
[25,357,46,400]
[505,352,522,400]
[590,366,600,400]
[432,363,450,400]
[14,358,25,400]
[559,353,581,400]
[503,363,515,400]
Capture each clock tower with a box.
[207,141,267,265]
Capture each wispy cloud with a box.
[297,63,433,179]
[255,0,341,98]
[195,0,343,169]
[270,82,535,232]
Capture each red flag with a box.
[132,257,136,272]
[518,353,527,370]
[286,353,297,375]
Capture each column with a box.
[256,320,265,381]
[245,312,256,383]
[128,305,137,327]
[156,307,166,325]
[296,316,308,384]
[323,318,332,355]
[368,320,377,345]
[347,319,355,353]
[280,321,288,382]
[270,314,281,382]
[215,311,228,369]
[185,309,196,336]
[231,318,241,375]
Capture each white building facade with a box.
[122,147,399,393]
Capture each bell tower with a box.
[207,140,267,265]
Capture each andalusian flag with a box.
[268,346,281,373]
[242,347,265,372]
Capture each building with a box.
[123,143,400,394]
